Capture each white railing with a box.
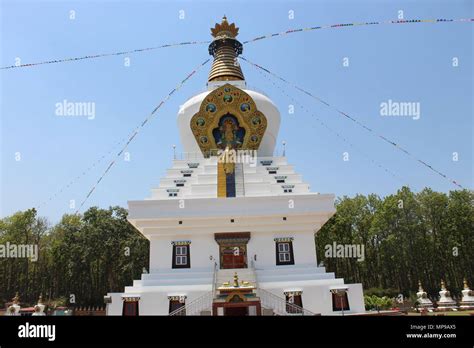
[251,260,313,315]
[172,149,286,161]
[169,263,217,316]
[168,290,214,316]
[170,262,315,316]
[257,288,316,316]
[211,262,218,297]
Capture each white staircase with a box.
[234,163,245,197]
[168,267,314,316]
[257,288,316,316]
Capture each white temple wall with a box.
[149,229,318,271]
[149,234,218,271]
[260,282,365,315]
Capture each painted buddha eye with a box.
[224,87,231,92]
[250,135,258,142]
[223,95,233,103]
[206,103,216,112]
[240,103,250,112]
[200,136,208,144]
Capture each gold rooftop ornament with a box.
[12,292,20,304]
[233,272,239,287]
[211,15,239,39]
[208,16,244,82]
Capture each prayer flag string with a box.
[35,136,129,210]
[1,40,210,70]
[240,56,464,189]
[251,62,410,187]
[74,58,210,214]
[242,18,473,44]
[2,18,472,70]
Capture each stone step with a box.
[135,277,213,286]
[235,163,245,197]
[256,272,336,283]
[142,271,213,280]
[255,266,327,275]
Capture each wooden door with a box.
[224,306,248,316]
[220,245,247,269]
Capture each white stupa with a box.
[5,293,21,316]
[415,281,434,312]
[436,280,457,311]
[32,294,46,316]
[459,279,474,310]
[105,16,365,316]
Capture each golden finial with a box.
[211,16,239,38]
[233,272,239,287]
[464,278,469,289]
[418,280,423,292]
[441,279,446,290]
[38,293,43,304]
[12,292,20,304]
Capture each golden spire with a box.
[208,16,244,82]
[12,292,20,304]
[464,278,469,289]
[418,280,423,292]
[211,15,239,39]
[441,279,446,290]
[233,272,240,287]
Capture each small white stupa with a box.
[436,280,457,311]
[415,281,433,312]
[5,292,21,316]
[32,294,46,316]
[459,279,474,310]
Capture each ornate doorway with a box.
[214,232,250,269]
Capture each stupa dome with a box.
[177,16,280,157]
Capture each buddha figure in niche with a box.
[213,114,245,150]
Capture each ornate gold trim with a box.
[190,84,267,155]
[211,16,239,39]
[171,240,191,246]
[274,237,294,243]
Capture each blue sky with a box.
[1,0,472,223]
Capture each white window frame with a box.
[175,246,188,265]
[278,242,291,262]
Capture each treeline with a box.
[0,206,148,307]
[0,187,472,308]
[315,187,474,299]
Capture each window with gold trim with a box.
[275,238,294,266]
[172,242,191,268]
